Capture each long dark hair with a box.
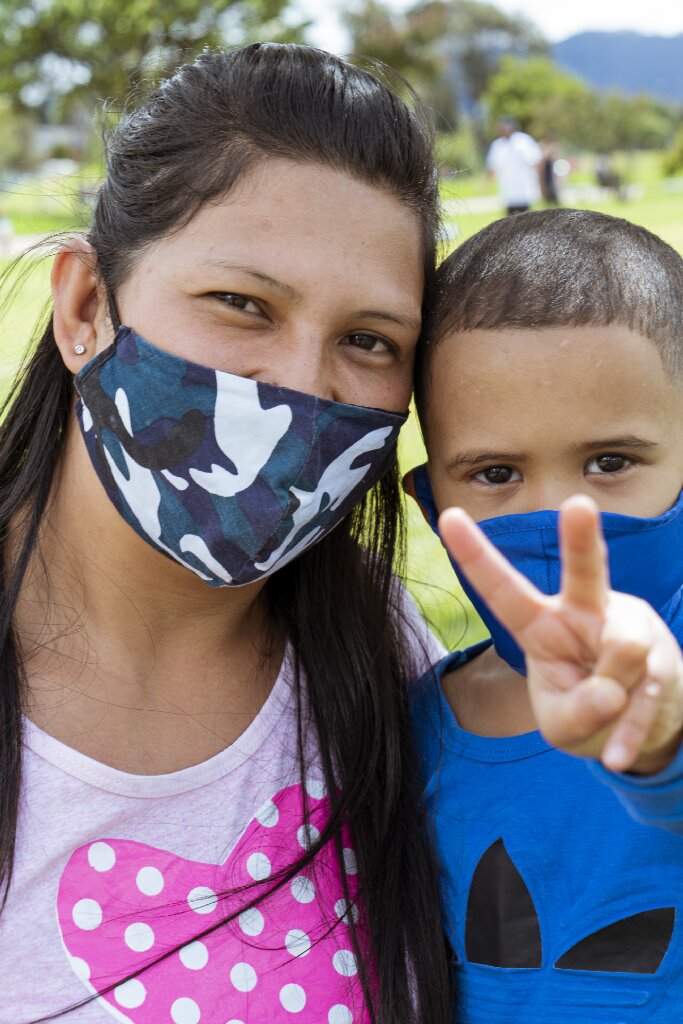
[0,44,451,1023]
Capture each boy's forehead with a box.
[425,323,680,442]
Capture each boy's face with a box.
[425,324,683,522]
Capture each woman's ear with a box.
[51,239,110,374]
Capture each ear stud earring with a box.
[74,344,86,355]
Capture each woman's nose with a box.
[250,336,337,401]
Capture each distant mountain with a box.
[553,31,683,103]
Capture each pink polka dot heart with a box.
[57,782,368,1023]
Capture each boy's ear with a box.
[51,240,110,374]
[402,463,440,532]
[402,466,418,500]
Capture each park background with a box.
[1,0,683,649]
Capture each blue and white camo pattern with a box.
[74,328,407,585]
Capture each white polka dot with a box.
[171,997,201,1024]
[114,978,146,1009]
[124,922,155,952]
[291,875,315,904]
[179,940,209,971]
[334,899,359,925]
[225,1020,245,1023]
[328,1006,353,1024]
[230,962,258,993]
[187,886,218,914]
[285,929,311,958]
[239,907,265,937]
[136,866,164,896]
[280,983,307,1012]
[87,841,116,872]
[333,949,358,977]
[343,848,357,875]
[305,778,326,800]
[69,956,90,981]
[297,824,320,851]
[255,800,279,828]
[72,898,102,931]
[246,852,271,881]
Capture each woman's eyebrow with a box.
[201,259,420,329]
[354,309,421,331]
[202,259,302,301]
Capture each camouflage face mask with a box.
[74,327,407,586]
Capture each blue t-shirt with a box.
[413,640,683,1024]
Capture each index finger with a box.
[439,507,545,635]
[559,495,610,612]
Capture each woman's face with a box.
[102,159,425,413]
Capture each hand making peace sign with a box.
[439,495,683,775]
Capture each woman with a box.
[0,43,451,1023]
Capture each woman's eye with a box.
[344,333,395,355]
[473,465,522,485]
[213,292,261,315]
[586,454,632,475]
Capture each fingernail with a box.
[644,682,662,699]
[604,745,628,772]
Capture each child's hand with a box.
[439,496,683,774]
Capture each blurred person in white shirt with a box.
[486,117,542,215]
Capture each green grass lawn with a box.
[1,164,99,233]
[0,257,50,392]
[442,187,683,260]
[2,157,682,649]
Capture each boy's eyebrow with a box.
[572,435,661,453]
[446,449,527,470]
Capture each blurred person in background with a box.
[596,153,626,200]
[540,133,561,205]
[486,116,542,216]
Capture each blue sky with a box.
[298,0,683,52]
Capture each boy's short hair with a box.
[416,209,683,414]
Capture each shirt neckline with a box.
[22,647,295,798]
[432,642,552,763]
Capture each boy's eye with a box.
[473,465,522,485]
[343,333,396,355]
[213,292,262,315]
[586,454,632,475]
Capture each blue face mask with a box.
[74,326,407,586]
[405,463,683,675]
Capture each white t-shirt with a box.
[1,588,443,1023]
[486,132,542,207]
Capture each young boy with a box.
[407,209,683,1022]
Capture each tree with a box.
[483,55,590,143]
[0,95,37,172]
[484,55,680,152]
[344,0,548,134]
[0,0,307,118]
[343,0,454,125]
[663,127,683,176]
[587,92,678,153]
[443,1,548,114]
